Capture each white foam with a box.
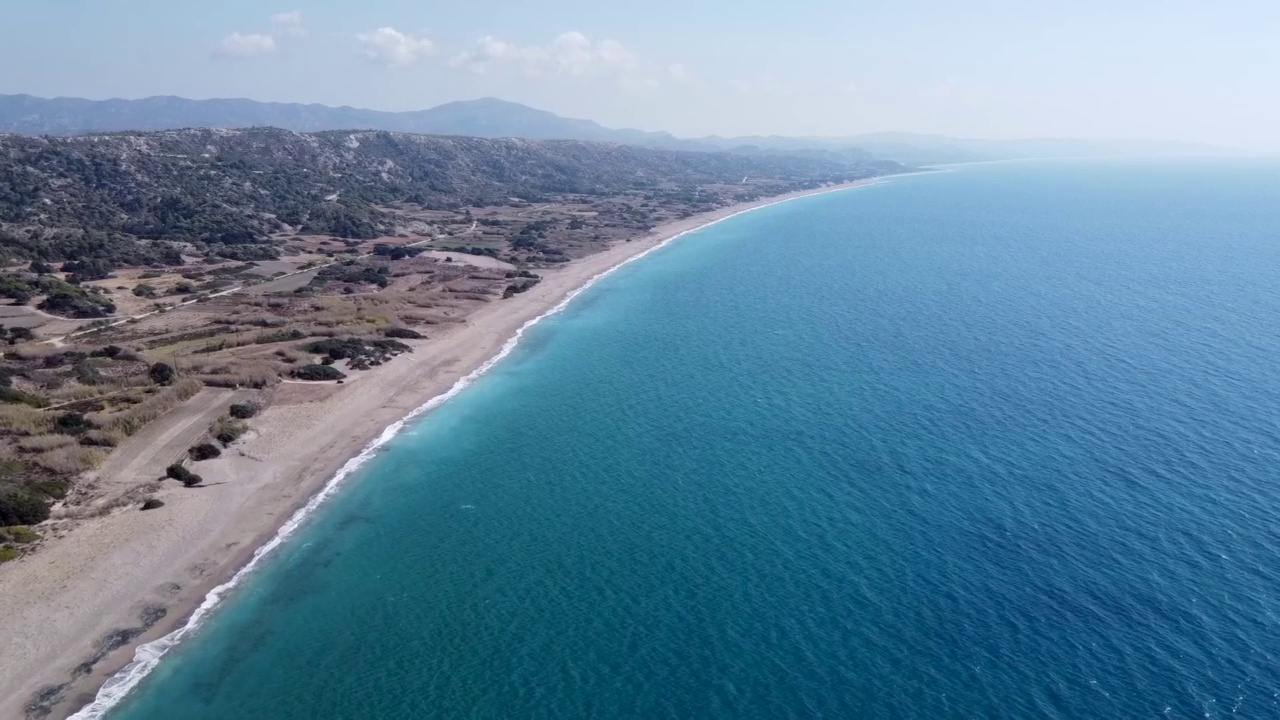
[67,179,884,719]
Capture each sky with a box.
[1,0,1277,150]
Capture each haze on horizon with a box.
[2,0,1277,151]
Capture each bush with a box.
[0,275,36,303]
[292,364,346,382]
[228,402,260,419]
[54,412,92,435]
[188,443,222,461]
[384,327,423,339]
[165,463,203,487]
[213,419,248,445]
[74,359,107,386]
[149,362,176,386]
[0,489,50,526]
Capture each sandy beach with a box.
[0,178,883,719]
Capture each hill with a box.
[0,127,898,264]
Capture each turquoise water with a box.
[107,160,1280,719]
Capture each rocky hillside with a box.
[0,128,900,262]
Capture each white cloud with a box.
[214,12,305,59]
[357,27,437,67]
[270,11,306,37]
[668,64,693,84]
[448,35,538,74]
[450,32,654,80]
[215,32,277,59]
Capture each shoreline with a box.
[0,176,894,720]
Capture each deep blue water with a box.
[109,160,1280,719]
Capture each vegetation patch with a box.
[292,364,346,382]
[303,338,411,368]
[502,277,541,299]
[383,327,423,339]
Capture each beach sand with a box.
[0,179,882,719]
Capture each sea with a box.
[95,159,1280,719]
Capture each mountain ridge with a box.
[0,93,1240,164]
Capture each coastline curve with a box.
[66,178,893,719]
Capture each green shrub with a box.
[0,489,50,526]
[0,547,18,563]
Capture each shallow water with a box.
[109,159,1280,719]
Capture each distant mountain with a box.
[0,93,1240,164]
[0,94,706,149]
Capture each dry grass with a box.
[81,429,126,447]
[17,434,77,452]
[88,377,203,435]
[8,344,71,361]
[34,445,107,475]
[194,362,281,389]
[44,383,115,404]
[0,405,58,435]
